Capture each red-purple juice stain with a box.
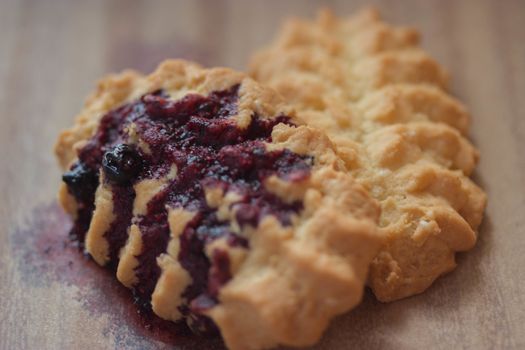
[11,202,225,350]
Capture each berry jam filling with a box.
[62,84,313,336]
[106,185,135,264]
[62,104,147,249]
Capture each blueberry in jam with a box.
[62,162,99,243]
[62,83,313,336]
[62,162,98,201]
[102,144,143,184]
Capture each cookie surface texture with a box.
[250,9,487,302]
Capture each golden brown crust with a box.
[55,70,144,170]
[250,8,487,302]
[55,59,382,349]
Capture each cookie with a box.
[55,60,382,349]
[250,8,487,302]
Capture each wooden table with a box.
[1,0,524,349]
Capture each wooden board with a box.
[1,0,524,349]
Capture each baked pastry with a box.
[55,60,382,349]
[250,9,487,302]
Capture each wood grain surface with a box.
[1,0,524,349]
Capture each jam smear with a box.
[62,84,313,336]
[106,185,135,265]
[12,203,225,349]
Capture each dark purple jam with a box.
[106,185,135,265]
[62,84,313,336]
